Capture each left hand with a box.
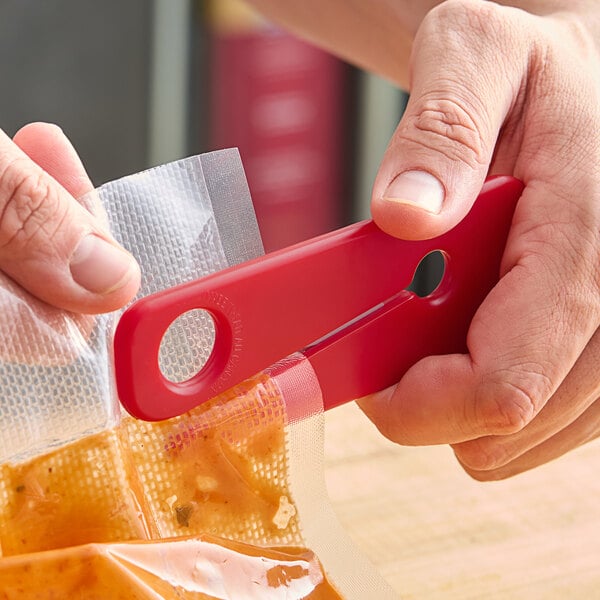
[0,123,139,365]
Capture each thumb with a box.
[0,125,140,313]
[371,0,524,240]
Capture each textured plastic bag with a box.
[0,150,397,599]
[0,149,263,464]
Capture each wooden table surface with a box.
[324,402,600,599]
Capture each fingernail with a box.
[70,235,138,295]
[382,170,444,214]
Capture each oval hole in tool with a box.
[159,309,216,383]
[407,250,446,297]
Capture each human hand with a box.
[358,0,600,479]
[0,122,140,364]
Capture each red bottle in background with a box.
[207,1,350,252]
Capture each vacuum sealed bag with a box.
[0,150,397,599]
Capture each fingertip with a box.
[13,121,64,138]
[452,436,512,473]
[90,260,141,313]
[371,194,444,240]
[13,121,93,199]
[356,385,397,441]
[10,233,142,315]
[12,122,67,158]
[69,235,141,313]
[58,263,141,315]
[371,168,481,240]
[13,121,64,139]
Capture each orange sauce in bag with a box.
[126,374,303,545]
[0,375,342,598]
[0,428,152,554]
[0,536,340,599]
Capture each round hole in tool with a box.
[159,309,216,383]
[407,251,446,297]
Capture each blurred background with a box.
[3,6,600,599]
[0,0,407,253]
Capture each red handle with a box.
[306,177,523,408]
[114,176,523,420]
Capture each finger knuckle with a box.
[403,96,488,169]
[428,0,508,43]
[406,2,519,172]
[474,370,552,434]
[0,158,62,252]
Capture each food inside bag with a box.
[1,538,333,599]
[0,375,341,598]
[0,151,397,599]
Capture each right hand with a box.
[358,0,600,479]
[0,122,140,364]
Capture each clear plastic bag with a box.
[0,150,397,599]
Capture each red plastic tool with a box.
[114,176,523,421]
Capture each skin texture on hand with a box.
[360,1,600,480]
[0,122,140,314]
[0,123,141,365]
[250,0,600,479]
